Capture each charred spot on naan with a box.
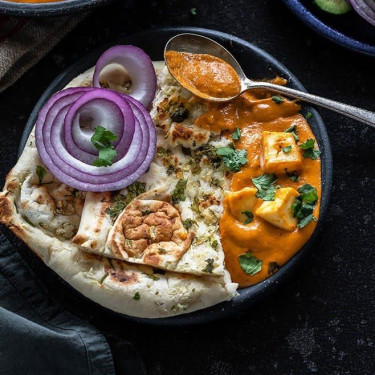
[107,199,194,267]
[108,269,139,285]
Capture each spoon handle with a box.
[247,81,375,128]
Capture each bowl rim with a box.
[282,0,375,57]
[0,0,111,17]
[18,26,333,326]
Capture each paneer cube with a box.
[226,187,257,223]
[261,131,302,174]
[255,187,298,231]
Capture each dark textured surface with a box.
[1,0,375,374]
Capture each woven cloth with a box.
[0,14,84,93]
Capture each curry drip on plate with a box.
[168,51,321,288]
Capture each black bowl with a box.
[19,27,333,325]
[0,0,111,17]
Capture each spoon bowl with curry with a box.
[164,33,375,127]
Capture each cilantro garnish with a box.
[285,169,300,182]
[282,145,292,154]
[306,112,312,119]
[252,173,278,201]
[133,292,140,300]
[291,184,318,228]
[172,179,187,204]
[36,166,46,184]
[300,138,321,160]
[242,211,254,225]
[239,252,262,276]
[182,218,194,230]
[190,7,197,15]
[91,126,118,167]
[285,124,299,142]
[202,258,214,273]
[232,127,241,141]
[272,96,284,104]
[216,146,247,172]
[211,240,218,250]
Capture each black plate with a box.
[18,27,332,325]
[0,0,111,17]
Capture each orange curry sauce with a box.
[166,51,321,288]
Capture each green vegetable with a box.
[158,248,167,254]
[106,182,146,221]
[242,211,254,225]
[36,166,46,184]
[239,252,262,276]
[282,145,292,154]
[272,96,284,104]
[252,173,278,201]
[306,112,313,119]
[314,0,351,15]
[182,218,194,230]
[285,124,299,142]
[91,126,118,167]
[211,240,218,250]
[133,292,140,300]
[202,258,214,273]
[232,127,241,141]
[172,179,187,204]
[291,184,318,228]
[300,138,321,160]
[190,7,197,15]
[216,146,247,172]
[285,169,300,182]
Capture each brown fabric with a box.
[0,14,85,93]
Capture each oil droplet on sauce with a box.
[165,51,241,99]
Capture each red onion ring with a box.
[35,87,156,192]
[349,0,375,26]
[93,45,157,109]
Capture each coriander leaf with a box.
[211,240,218,250]
[172,179,187,204]
[182,218,194,230]
[272,96,284,104]
[133,292,140,300]
[91,125,118,148]
[297,214,316,228]
[190,7,197,15]
[91,126,118,167]
[36,166,46,184]
[93,146,117,167]
[297,184,318,204]
[292,183,319,228]
[300,138,321,160]
[252,173,277,201]
[202,258,214,273]
[285,124,299,142]
[306,112,312,119]
[285,169,300,182]
[232,127,241,141]
[216,147,247,172]
[242,211,254,225]
[239,252,262,276]
[282,145,292,154]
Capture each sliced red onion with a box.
[349,0,375,26]
[35,87,156,192]
[93,45,157,109]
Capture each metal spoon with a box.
[164,33,375,127]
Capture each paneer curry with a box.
[166,50,321,288]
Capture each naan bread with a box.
[0,62,238,318]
